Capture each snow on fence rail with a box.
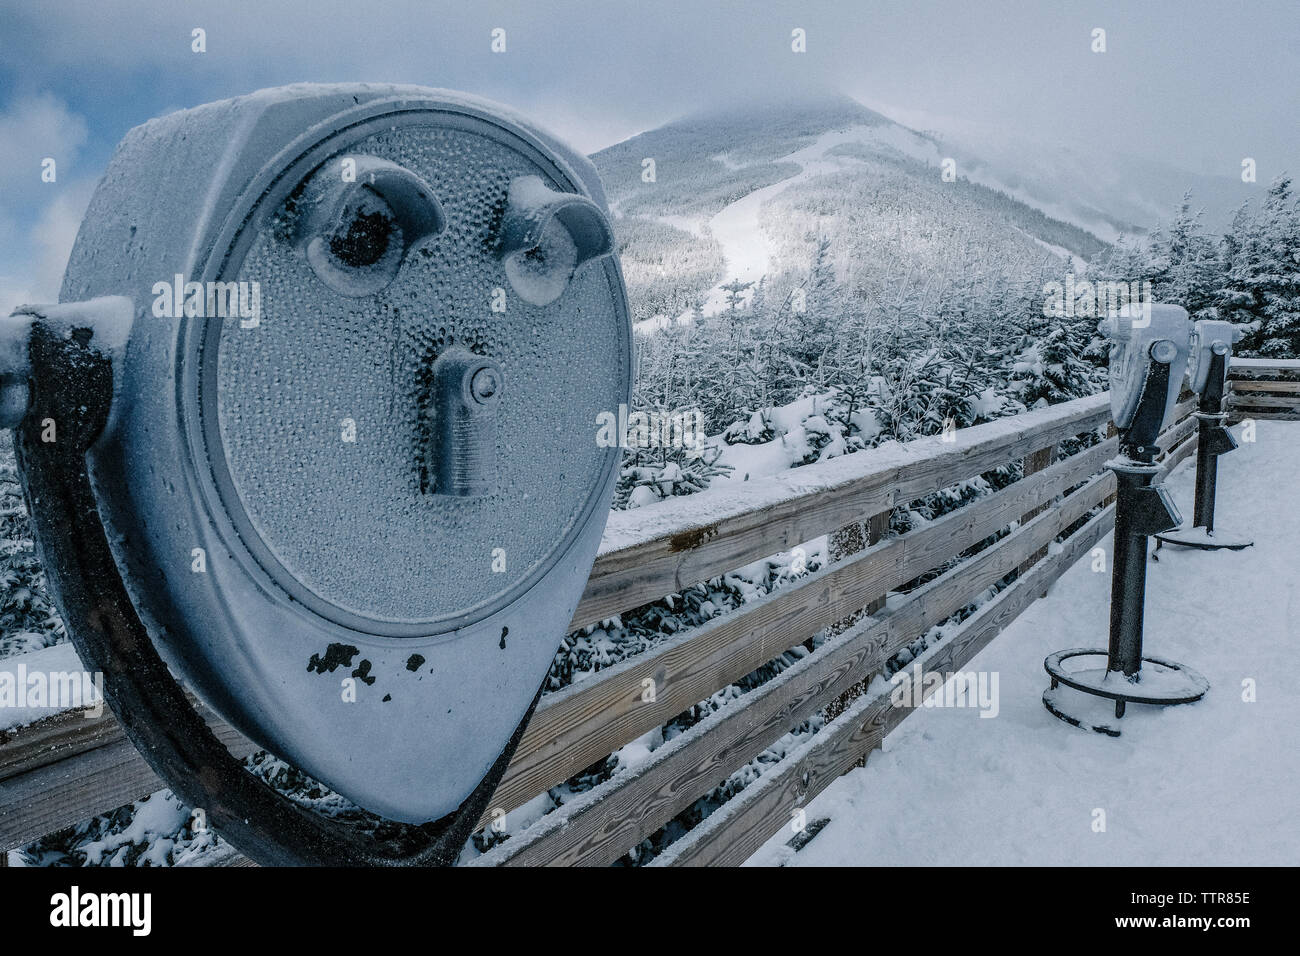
[4,367,1288,866]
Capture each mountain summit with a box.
[591,96,1110,327]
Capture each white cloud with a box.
[0,177,95,315]
[0,94,94,315]
[0,93,89,213]
[0,272,36,320]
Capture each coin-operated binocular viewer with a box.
[0,85,632,864]
[1043,304,1208,735]
[1154,319,1252,552]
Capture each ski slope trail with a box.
[634,124,942,332]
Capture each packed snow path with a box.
[698,127,913,314]
[749,420,1300,866]
[634,124,946,331]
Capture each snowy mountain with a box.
[925,123,1258,244]
[591,95,1113,328]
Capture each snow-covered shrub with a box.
[0,433,64,657]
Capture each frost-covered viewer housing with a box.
[15,84,631,853]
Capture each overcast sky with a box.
[1,0,1296,311]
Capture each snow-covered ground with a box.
[748,419,1300,866]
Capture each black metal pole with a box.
[1192,415,1219,531]
[1108,465,1154,679]
[1192,350,1228,532]
[1105,357,1177,702]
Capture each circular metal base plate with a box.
[1042,648,1209,736]
[1042,684,1125,736]
[1154,526,1253,552]
[1045,649,1210,704]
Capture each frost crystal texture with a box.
[218,124,622,627]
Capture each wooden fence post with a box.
[1103,422,1118,505]
[823,507,892,740]
[863,511,891,613]
[1017,443,1058,590]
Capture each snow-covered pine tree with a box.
[1012,325,1094,408]
[1145,194,1225,318]
[720,278,753,312]
[1224,176,1300,356]
[784,235,839,370]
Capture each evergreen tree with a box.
[720,278,753,312]
[1225,176,1300,356]
[1147,195,1224,318]
[783,235,840,370]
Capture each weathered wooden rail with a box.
[1226,357,1300,422]
[6,361,1289,866]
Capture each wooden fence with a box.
[4,361,1294,867]
[1226,357,1300,422]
